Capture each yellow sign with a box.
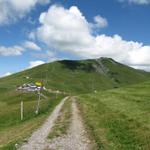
[35,82,42,87]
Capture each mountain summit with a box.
[1,58,149,94]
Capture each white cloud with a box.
[36,5,93,53]
[0,45,24,56]
[1,72,12,77]
[118,0,150,5]
[0,41,41,56]
[23,41,41,51]
[131,65,150,71]
[0,0,51,25]
[94,15,108,28]
[28,60,45,68]
[4,72,12,76]
[32,5,150,71]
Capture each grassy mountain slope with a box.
[0,91,64,149]
[78,80,150,150]
[0,57,150,149]
[0,58,149,94]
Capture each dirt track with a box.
[18,97,68,150]
[18,97,92,150]
[47,97,92,150]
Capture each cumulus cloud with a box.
[32,5,150,71]
[3,72,12,76]
[0,45,24,56]
[0,72,12,78]
[0,40,42,56]
[118,0,150,5]
[0,0,51,25]
[94,15,108,28]
[28,60,45,68]
[36,5,93,53]
[23,41,41,51]
[131,65,150,71]
[0,41,41,56]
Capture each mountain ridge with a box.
[0,57,150,94]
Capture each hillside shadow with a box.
[59,60,94,72]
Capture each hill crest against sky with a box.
[1,57,150,94]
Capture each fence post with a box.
[36,90,41,114]
[21,101,23,120]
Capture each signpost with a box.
[35,81,42,115]
[35,82,42,87]
[18,81,44,118]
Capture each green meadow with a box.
[0,58,150,149]
[0,86,65,149]
[78,80,150,150]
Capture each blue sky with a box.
[0,0,150,77]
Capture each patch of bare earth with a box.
[46,97,93,150]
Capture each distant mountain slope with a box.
[0,57,150,94]
[95,58,150,86]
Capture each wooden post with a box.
[21,101,23,120]
[36,90,41,114]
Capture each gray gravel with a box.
[18,97,68,150]
[46,97,93,150]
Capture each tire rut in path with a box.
[18,96,68,150]
[46,97,93,150]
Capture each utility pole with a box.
[36,90,41,115]
[21,101,23,120]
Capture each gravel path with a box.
[18,96,68,150]
[46,97,93,150]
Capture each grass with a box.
[1,58,149,95]
[0,90,65,149]
[48,97,72,139]
[0,58,150,149]
[101,58,150,86]
[78,80,150,150]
